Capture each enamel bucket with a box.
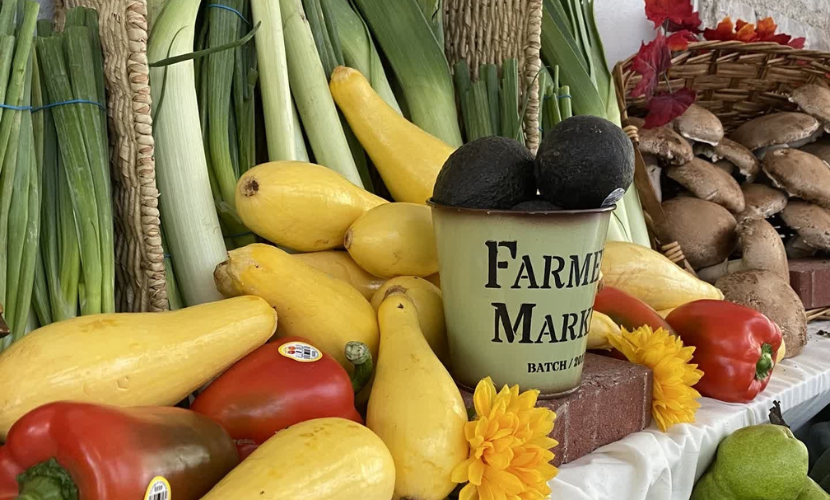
[428,201,613,398]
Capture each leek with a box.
[415,0,443,50]
[251,0,296,161]
[280,0,362,186]
[465,80,492,141]
[326,0,400,114]
[541,0,648,247]
[303,0,372,191]
[149,0,227,305]
[353,0,462,147]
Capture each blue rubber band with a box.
[207,4,250,25]
[557,94,572,99]
[224,230,254,239]
[0,98,105,112]
[163,254,172,259]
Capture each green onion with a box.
[251,0,297,161]
[559,85,572,120]
[326,0,401,114]
[233,4,257,175]
[0,0,38,327]
[149,0,227,305]
[465,79,493,142]
[353,0,462,147]
[280,0,362,186]
[38,33,103,315]
[64,23,115,313]
[500,58,522,143]
[482,64,500,135]
[6,53,34,340]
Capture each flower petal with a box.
[470,458,486,486]
[475,377,497,417]
[460,483,479,500]
[453,458,475,483]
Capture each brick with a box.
[460,353,653,466]
[789,259,830,310]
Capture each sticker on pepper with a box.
[144,476,171,500]
[278,341,322,363]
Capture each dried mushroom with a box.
[673,104,724,146]
[667,158,745,213]
[639,126,694,165]
[716,270,807,359]
[738,184,788,221]
[731,112,821,158]
[662,197,738,269]
[780,200,830,252]
[789,84,830,132]
[697,218,789,283]
[762,149,830,209]
[694,138,760,182]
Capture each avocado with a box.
[535,115,634,210]
[511,198,561,211]
[432,136,536,209]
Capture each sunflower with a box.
[451,377,559,500]
[607,325,704,432]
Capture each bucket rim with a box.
[426,198,617,215]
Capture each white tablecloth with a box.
[549,321,830,500]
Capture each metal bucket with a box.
[428,200,614,398]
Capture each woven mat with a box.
[443,0,543,153]
[54,0,167,312]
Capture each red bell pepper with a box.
[666,300,783,403]
[594,286,675,335]
[0,402,238,500]
[191,336,371,459]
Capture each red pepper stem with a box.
[756,343,775,381]
[345,341,373,394]
[14,459,78,500]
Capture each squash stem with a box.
[345,341,373,394]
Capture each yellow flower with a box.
[451,377,559,500]
[607,325,704,432]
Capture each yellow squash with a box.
[367,292,467,500]
[0,296,276,438]
[214,243,379,372]
[201,418,395,500]
[294,250,386,300]
[370,277,449,367]
[345,202,438,278]
[587,311,622,350]
[602,241,724,311]
[235,161,387,252]
[330,66,455,204]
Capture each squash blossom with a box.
[608,325,704,432]
[451,377,559,500]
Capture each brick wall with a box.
[698,0,830,51]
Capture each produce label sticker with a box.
[144,477,171,500]
[279,341,322,363]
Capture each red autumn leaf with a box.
[644,0,701,32]
[789,37,806,49]
[631,33,672,99]
[703,17,735,41]
[755,17,777,38]
[736,21,759,42]
[644,88,697,128]
[735,19,751,32]
[667,30,697,51]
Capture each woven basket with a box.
[54,0,167,313]
[613,40,830,317]
[443,0,543,153]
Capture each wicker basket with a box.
[55,0,167,313]
[613,40,830,317]
[443,0,543,153]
